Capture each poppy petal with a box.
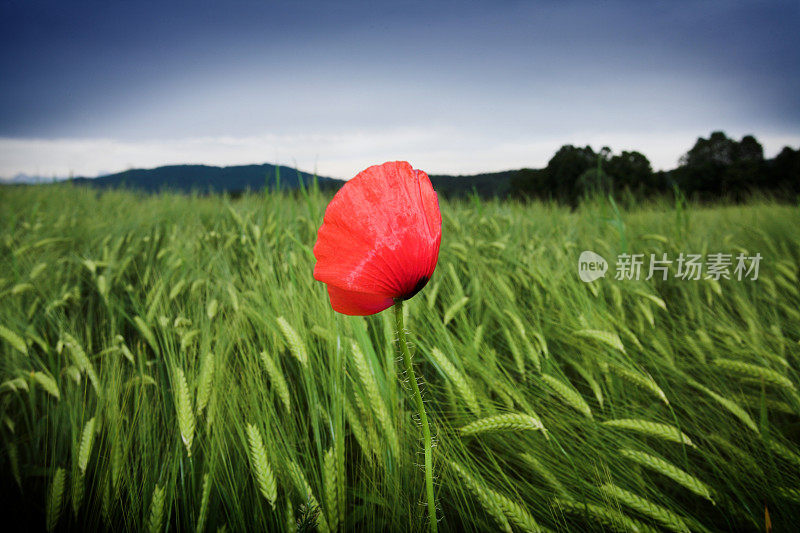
[326,285,395,316]
[313,161,441,304]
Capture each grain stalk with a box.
[395,300,437,533]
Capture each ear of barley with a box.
[145,284,165,324]
[277,317,308,367]
[607,365,669,405]
[350,342,399,458]
[127,374,157,388]
[600,483,689,533]
[343,397,374,464]
[111,438,123,491]
[491,381,516,410]
[505,309,527,338]
[430,347,480,415]
[206,298,219,320]
[448,460,512,533]
[687,380,757,433]
[63,333,100,395]
[32,371,60,400]
[736,394,795,415]
[574,329,626,353]
[542,374,593,419]
[11,282,33,295]
[530,331,549,358]
[602,419,694,447]
[101,477,112,527]
[0,324,28,355]
[777,487,800,503]
[71,469,84,516]
[245,423,277,508]
[489,382,541,421]
[554,498,658,533]
[65,366,81,385]
[460,413,547,437]
[310,325,335,342]
[635,291,667,311]
[78,417,97,474]
[173,367,195,458]
[447,262,465,298]
[168,279,186,300]
[571,361,604,407]
[335,439,345,527]
[683,335,706,364]
[260,350,292,415]
[286,497,297,533]
[196,351,215,415]
[179,329,200,353]
[287,461,330,533]
[29,261,47,280]
[148,483,167,533]
[473,324,484,351]
[354,392,383,463]
[118,341,135,365]
[618,449,714,503]
[491,488,543,533]
[96,274,108,299]
[616,325,644,351]
[46,467,66,532]
[502,327,525,376]
[443,296,469,326]
[426,278,441,310]
[196,472,212,533]
[637,301,655,328]
[713,358,795,391]
[226,286,239,314]
[494,276,516,304]
[323,448,339,531]
[133,316,160,356]
[757,348,790,371]
[768,439,800,469]
[504,310,541,372]
[775,261,798,282]
[1,376,29,393]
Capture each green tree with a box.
[676,131,765,198]
[606,151,653,193]
[767,146,800,192]
[545,145,596,202]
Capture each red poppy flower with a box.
[313,161,442,315]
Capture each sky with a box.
[1,0,799,180]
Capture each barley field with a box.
[1,184,799,532]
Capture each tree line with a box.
[508,131,800,203]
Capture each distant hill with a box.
[68,163,344,193]
[5,161,525,198]
[429,169,529,198]
[54,162,518,198]
[7,131,797,202]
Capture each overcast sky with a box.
[1,0,799,180]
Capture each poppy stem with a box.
[394,299,438,533]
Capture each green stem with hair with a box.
[394,299,437,533]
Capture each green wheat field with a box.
[2,184,800,532]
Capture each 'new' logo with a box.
[578,251,608,282]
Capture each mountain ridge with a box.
[68,163,342,193]
[3,162,512,197]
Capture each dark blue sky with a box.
[1,0,799,178]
